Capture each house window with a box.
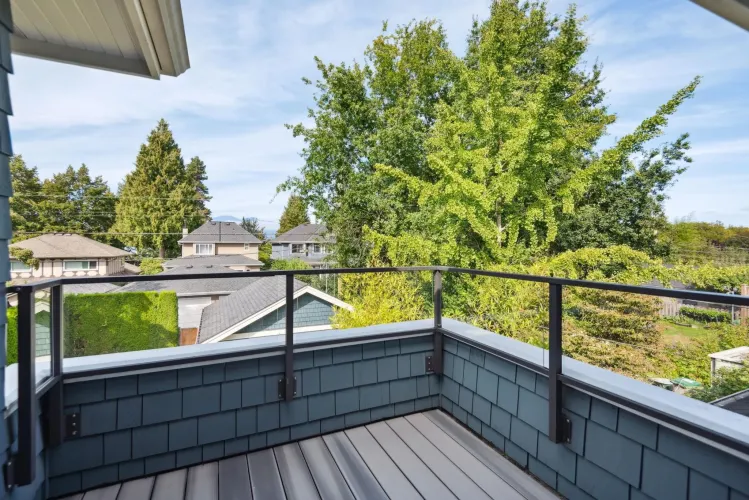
[195,243,214,255]
[64,260,98,271]
[10,261,31,272]
[244,243,250,251]
[291,244,304,254]
[312,243,321,253]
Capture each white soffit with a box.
[691,0,749,32]
[9,0,189,79]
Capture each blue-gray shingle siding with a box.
[235,294,334,334]
[47,336,437,497]
[441,336,749,500]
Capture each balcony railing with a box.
[5,267,749,498]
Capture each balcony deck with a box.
[58,411,555,500]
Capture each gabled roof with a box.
[270,224,334,244]
[712,388,749,417]
[10,234,129,259]
[162,255,263,269]
[117,265,256,296]
[10,0,190,79]
[179,221,261,244]
[198,277,352,343]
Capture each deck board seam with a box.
[360,425,427,500]
[296,441,329,500]
[334,431,390,499]
[385,417,493,500]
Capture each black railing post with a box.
[46,285,65,447]
[548,283,566,443]
[15,286,36,485]
[284,274,295,401]
[432,270,443,374]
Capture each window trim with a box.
[194,243,215,255]
[63,260,98,271]
[10,261,32,272]
[244,243,250,251]
[291,243,304,254]
[312,243,321,253]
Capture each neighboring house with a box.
[179,221,262,260]
[270,223,334,268]
[162,254,261,272]
[9,233,135,281]
[197,276,352,343]
[712,389,749,417]
[117,265,258,344]
[709,346,749,378]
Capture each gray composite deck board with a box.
[299,437,356,500]
[247,449,286,500]
[344,426,423,500]
[218,455,252,500]
[386,417,493,500]
[151,469,188,500]
[321,433,389,500]
[81,484,120,500]
[274,443,322,500]
[117,477,155,500]
[59,411,554,500]
[423,410,557,500]
[186,462,218,500]
[367,421,458,499]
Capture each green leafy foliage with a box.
[9,247,39,269]
[112,119,210,258]
[679,306,731,324]
[277,196,310,235]
[282,0,698,267]
[6,307,17,365]
[63,292,178,357]
[10,156,118,244]
[139,258,164,275]
[689,364,749,403]
[241,217,266,240]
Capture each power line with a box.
[13,231,276,236]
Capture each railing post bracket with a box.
[277,377,297,400]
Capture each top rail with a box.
[8,265,749,307]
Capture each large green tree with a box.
[9,155,42,238]
[277,195,310,235]
[38,165,117,243]
[186,156,211,221]
[282,0,698,267]
[554,135,693,256]
[113,119,207,257]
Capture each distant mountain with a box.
[213,215,241,222]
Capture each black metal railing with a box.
[6,266,749,486]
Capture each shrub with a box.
[680,306,731,324]
[139,258,164,275]
[63,292,178,357]
[689,364,749,402]
[6,307,17,365]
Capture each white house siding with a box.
[10,257,125,280]
[178,296,213,329]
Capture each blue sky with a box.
[8,0,749,230]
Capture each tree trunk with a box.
[496,205,503,249]
[159,246,165,259]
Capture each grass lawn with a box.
[659,321,712,342]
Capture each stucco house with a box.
[9,233,135,281]
[270,223,334,268]
[180,220,261,257]
[197,275,352,344]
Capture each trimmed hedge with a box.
[64,292,178,357]
[680,306,731,324]
[6,292,179,364]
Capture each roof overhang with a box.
[691,0,749,32]
[10,0,190,79]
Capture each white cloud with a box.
[690,138,749,158]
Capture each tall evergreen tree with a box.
[241,217,266,240]
[113,119,205,258]
[38,165,117,243]
[277,195,310,235]
[9,155,42,238]
[186,156,211,221]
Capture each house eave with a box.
[691,0,749,32]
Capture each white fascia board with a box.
[201,286,354,344]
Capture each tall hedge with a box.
[6,307,18,365]
[63,292,178,357]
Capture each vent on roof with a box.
[225,223,231,226]
[210,221,217,225]
[186,265,193,269]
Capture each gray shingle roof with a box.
[163,255,263,269]
[270,224,334,244]
[116,266,257,295]
[179,221,261,244]
[197,276,307,343]
[10,233,130,259]
[712,388,749,417]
